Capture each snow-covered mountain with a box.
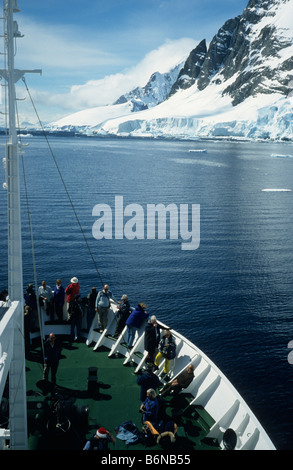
[49,0,293,141]
[114,63,183,109]
[50,62,184,131]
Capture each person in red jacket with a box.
[65,277,80,313]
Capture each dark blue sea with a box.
[1,135,293,450]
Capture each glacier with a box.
[50,82,293,141]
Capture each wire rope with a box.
[19,78,130,344]
[21,76,105,288]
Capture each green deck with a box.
[25,336,220,451]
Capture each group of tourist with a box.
[1,278,199,451]
[20,277,198,451]
[24,279,130,343]
[82,334,195,451]
[136,332,195,428]
[23,278,195,384]
[23,277,83,344]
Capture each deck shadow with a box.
[35,380,112,401]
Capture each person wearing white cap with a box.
[113,294,131,338]
[38,280,53,334]
[65,277,80,313]
[144,315,160,364]
[83,427,115,450]
[139,388,159,424]
[95,284,112,332]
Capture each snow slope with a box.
[49,0,293,141]
[95,81,293,140]
[50,101,135,130]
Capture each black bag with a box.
[142,424,157,447]
[167,342,176,359]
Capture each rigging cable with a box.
[21,76,105,289]
[20,78,130,345]
[19,78,132,345]
[16,100,46,364]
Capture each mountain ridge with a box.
[49,0,293,141]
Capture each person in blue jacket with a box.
[125,302,149,348]
[136,363,161,401]
[53,279,65,321]
[139,388,159,424]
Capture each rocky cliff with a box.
[50,0,293,141]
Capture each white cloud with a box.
[11,14,198,122]
[28,38,197,117]
[123,38,198,84]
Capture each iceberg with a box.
[261,189,292,192]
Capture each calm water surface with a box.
[1,136,293,449]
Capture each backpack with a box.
[167,341,176,359]
[67,301,82,321]
[161,336,176,360]
[142,422,159,447]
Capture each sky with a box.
[2,0,249,123]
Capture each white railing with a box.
[0,300,27,449]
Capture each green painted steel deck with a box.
[25,336,220,451]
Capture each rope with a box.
[20,152,45,358]
[16,101,46,363]
[21,76,104,288]
[19,78,130,344]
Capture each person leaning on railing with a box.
[153,330,176,377]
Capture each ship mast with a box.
[0,0,41,449]
[5,0,22,301]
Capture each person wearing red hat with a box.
[83,427,115,450]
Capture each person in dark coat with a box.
[68,294,83,341]
[159,364,195,397]
[137,363,162,401]
[125,302,149,348]
[24,284,37,329]
[53,279,65,321]
[0,289,8,302]
[87,287,97,331]
[43,333,62,384]
[113,294,131,338]
[144,315,160,364]
[154,330,176,375]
